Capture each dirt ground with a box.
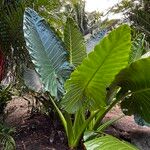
[4,96,150,150]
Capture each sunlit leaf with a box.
[84,135,138,150]
[61,25,131,113]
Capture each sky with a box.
[85,0,122,19]
[85,0,121,12]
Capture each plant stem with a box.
[48,95,68,136]
[72,110,99,147]
[93,92,130,130]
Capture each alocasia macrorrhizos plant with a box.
[23,8,150,150]
[61,23,131,113]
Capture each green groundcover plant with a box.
[23,8,150,150]
[0,85,12,114]
[0,85,15,150]
[0,124,15,150]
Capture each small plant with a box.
[0,85,15,150]
[0,124,15,150]
[23,8,150,150]
[0,85,12,115]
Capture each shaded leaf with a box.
[23,8,72,98]
[97,115,124,132]
[115,58,150,123]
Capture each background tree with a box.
[0,0,30,87]
[0,0,68,87]
[111,0,150,44]
[0,0,109,89]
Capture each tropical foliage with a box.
[23,7,72,98]
[22,7,150,149]
[1,0,150,149]
[0,85,12,114]
[0,85,15,150]
[84,135,138,150]
[114,58,150,123]
[0,0,103,89]
[64,17,87,67]
[0,124,15,150]
[62,24,131,113]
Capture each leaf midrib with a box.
[83,44,117,94]
[32,16,56,71]
[68,22,73,65]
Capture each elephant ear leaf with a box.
[84,135,138,150]
[64,17,86,67]
[61,25,131,113]
[114,58,150,123]
[23,8,71,98]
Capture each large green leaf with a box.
[64,17,86,67]
[115,58,150,123]
[23,8,71,97]
[84,135,138,150]
[61,25,131,113]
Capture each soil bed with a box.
[14,113,68,150]
[5,96,150,150]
